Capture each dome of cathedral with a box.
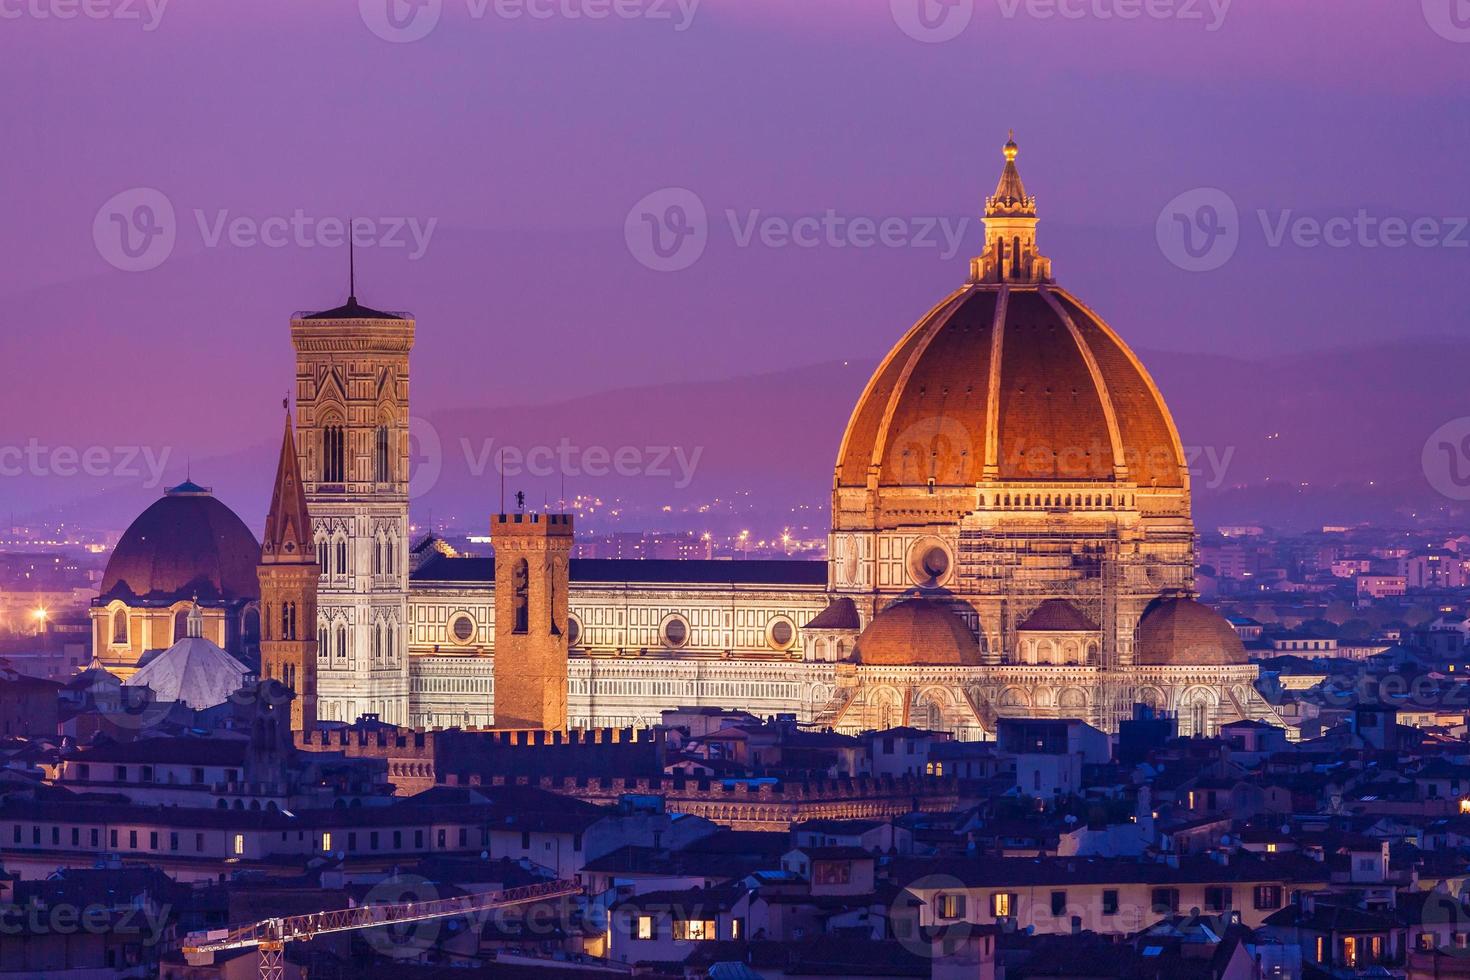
[1135,597,1248,666]
[854,598,981,667]
[99,482,261,604]
[834,138,1186,496]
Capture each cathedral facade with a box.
[94,138,1278,738]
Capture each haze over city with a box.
[4,3,1470,978]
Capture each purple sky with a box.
[3,0,1468,523]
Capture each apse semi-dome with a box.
[834,137,1188,497]
[1136,597,1248,666]
[99,481,262,604]
[854,598,981,667]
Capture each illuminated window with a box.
[322,832,333,852]
[673,920,716,941]
[991,893,1012,918]
[1342,936,1358,968]
[731,919,741,940]
[636,916,653,940]
[233,834,245,856]
[1266,842,1278,853]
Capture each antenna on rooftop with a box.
[348,218,357,303]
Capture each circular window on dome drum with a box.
[907,538,954,590]
[567,614,583,649]
[660,614,690,649]
[450,615,476,645]
[767,616,796,651]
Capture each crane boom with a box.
[181,878,582,965]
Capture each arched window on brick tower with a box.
[513,559,529,634]
[112,610,128,645]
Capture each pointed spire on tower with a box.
[972,131,1052,284]
[262,404,314,564]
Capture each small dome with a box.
[855,599,981,667]
[100,483,261,604]
[804,597,862,632]
[1136,598,1248,666]
[1017,599,1098,632]
[124,635,250,710]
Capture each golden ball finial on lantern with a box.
[1004,130,1019,162]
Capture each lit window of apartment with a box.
[673,919,716,941]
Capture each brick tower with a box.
[258,407,320,732]
[491,511,574,731]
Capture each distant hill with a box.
[23,338,1469,536]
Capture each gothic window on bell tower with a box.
[374,424,391,483]
[323,423,346,483]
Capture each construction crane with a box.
[181,878,582,979]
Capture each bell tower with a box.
[491,511,574,732]
[291,270,414,727]
[258,407,319,732]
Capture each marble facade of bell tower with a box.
[291,292,414,726]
